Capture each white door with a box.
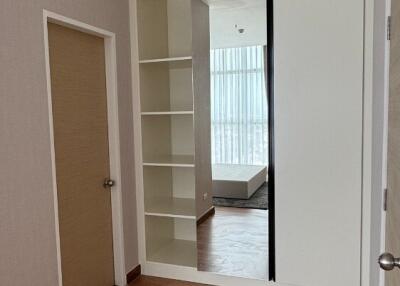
[274,0,364,285]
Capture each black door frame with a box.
[266,0,276,281]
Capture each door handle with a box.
[103,178,115,188]
[379,253,400,271]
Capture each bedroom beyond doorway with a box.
[197,0,269,280]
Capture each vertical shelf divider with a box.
[136,0,211,269]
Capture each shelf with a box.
[138,0,209,271]
[141,111,194,116]
[139,60,193,114]
[147,239,197,267]
[139,56,192,64]
[143,155,195,167]
[145,198,196,219]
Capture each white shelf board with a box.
[143,155,195,167]
[141,111,194,116]
[145,198,196,219]
[147,239,197,267]
[139,56,192,64]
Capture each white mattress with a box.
[212,164,267,199]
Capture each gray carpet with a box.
[212,183,268,210]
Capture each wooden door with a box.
[48,23,115,286]
[385,1,400,285]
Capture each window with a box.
[211,45,268,166]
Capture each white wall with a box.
[274,0,364,285]
[192,0,213,218]
[210,2,266,49]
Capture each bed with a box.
[212,164,267,199]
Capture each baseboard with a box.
[197,206,215,225]
[126,264,141,284]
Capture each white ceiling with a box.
[204,0,265,10]
[209,0,267,48]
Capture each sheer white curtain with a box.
[211,45,268,166]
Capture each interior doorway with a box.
[197,0,270,280]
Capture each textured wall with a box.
[0,1,138,285]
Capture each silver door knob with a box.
[103,178,115,188]
[379,253,400,271]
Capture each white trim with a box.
[141,111,194,115]
[129,0,147,269]
[42,10,126,286]
[42,13,63,286]
[142,163,195,168]
[144,213,196,220]
[139,56,192,63]
[379,0,391,285]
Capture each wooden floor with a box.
[197,207,268,280]
[129,276,210,286]
[130,207,268,285]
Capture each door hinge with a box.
[387,16,392,41]
[384,188,388,211]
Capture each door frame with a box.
[378,0,392,285]
[42,10,126,286]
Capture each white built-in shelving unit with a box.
[136,0,211,268]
